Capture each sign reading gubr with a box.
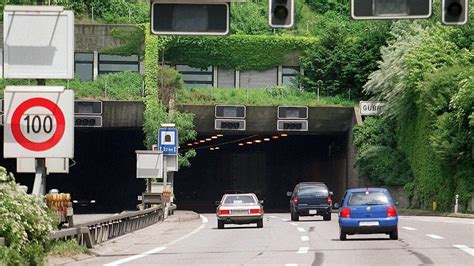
[360,101,385,116]
[3,86,74,158]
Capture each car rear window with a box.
[298,186,328,196]
[224,195,256,204]
[348,192,390,206]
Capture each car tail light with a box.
[293,196,298,205]
[341,207,351,218]
[249,208,262,214]
[328,196,332,205]
[386,206,397,217]
[218,209,230,215]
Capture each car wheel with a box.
[257,219,263,228]
[323,212,331,221]
[390,229,398,240]
[217,220,224,229]
[339,229,347,241]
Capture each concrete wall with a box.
[180,105,354,135]
[102,100,144,128]
[0,23,137,51]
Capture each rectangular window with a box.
[98,54,139,75]
[176,65,213,87]
[282,66,300,87]
[74,52,94,81]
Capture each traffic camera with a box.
[351,0,432,19]
[442,0,468,25]
[269,0,295,28]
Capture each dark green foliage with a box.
[353,117,412,187]
[300,12,391,99]
[304,0,349,14]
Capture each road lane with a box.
[71,213,473,265]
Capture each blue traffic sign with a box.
[158,128,178,155]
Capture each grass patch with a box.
[47,240,90,258]
[1,72,144,101]
[177,87,356,107]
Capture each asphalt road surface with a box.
[72,213,474,265]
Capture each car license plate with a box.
[309,210,317,215]
[232,210,247,214]
[359,221,379,227]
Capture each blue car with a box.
[338,188,398,241]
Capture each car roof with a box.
[345,188,388,193]
[296,182,327,187]
[223,193,256,197]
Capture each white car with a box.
[216,193,264,229]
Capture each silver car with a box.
[216,193,264,229]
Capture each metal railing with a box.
[50,206,163,248]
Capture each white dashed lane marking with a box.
[402,227,417,231]
[301,236,309,242]
[426,234,444,239]
[297,247,309,254]
[297,227,305,232]
[453,245,474,257]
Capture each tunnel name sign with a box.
[3,86,74,158]
[359,101,385,116]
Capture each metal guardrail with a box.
[50,206,164,248]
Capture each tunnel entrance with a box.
[176,133,348,212]
[0,128,146,214]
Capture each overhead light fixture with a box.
[272,136,279,139]
[217,134,224,137]
[206,138,212,141]
[187,143,193,146]
[246,141,253,145]
[194,142,199,145]
[211,136,218,139]
[200,140,205,143]
[281,133,288,137]
[264,138,270,141]
[239,143,244,146]
[255,140,262,143]
[215,147,220,150]
[210,148,215,151]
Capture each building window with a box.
[74,53,94,81]
[282,66,300,87]
[98,54,139,75]
[176,65,213,88]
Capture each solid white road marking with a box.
[282,218,289,221]
[426,234,444,239]
[104,215,208,265]
[453,245,474,257]
[301,236,309,242]
[297,227,305,232]
[402,227,417,231]
[297,247,309,254]
[290,222,299,226]
[285,264,298,266]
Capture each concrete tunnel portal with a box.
[0,102,360,213]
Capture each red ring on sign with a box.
[11,98,66,152]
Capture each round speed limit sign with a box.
[3,87,74,158]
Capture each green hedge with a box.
[165,35,318,71]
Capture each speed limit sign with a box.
[3,86,74,158]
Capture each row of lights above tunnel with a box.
[187,134,224,147]
[238,133,288,147]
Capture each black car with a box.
[288,182,333,221]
